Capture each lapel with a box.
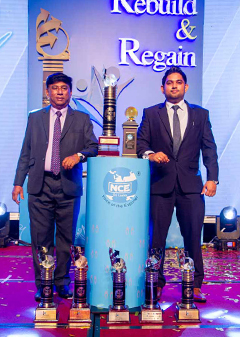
[42,105,51,141]
[61,105,74,140]
[157,102,173,142]
[182,101,195,141]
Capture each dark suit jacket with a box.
[137,101,219,195]
[14,105,98,196]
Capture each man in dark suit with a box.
[137,66,218,302]
[12,73,98,301]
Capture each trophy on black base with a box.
[139,248,163,323]
[68,246,91,327]
[34,246,58,325]
[122,107,138,158]
[98,72,120,156]
[175,249,201,323]
[107,248,130,324]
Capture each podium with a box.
[85,157,150,309]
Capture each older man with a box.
[12,73,98,301]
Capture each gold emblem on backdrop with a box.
[36,8,70,107]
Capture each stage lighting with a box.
[0,203,10,248]
[215,206,240,250]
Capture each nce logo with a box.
[103,167,138,204]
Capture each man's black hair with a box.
[46,72,72,91]
[162,66,187,86]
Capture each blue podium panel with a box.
[85,157,150,309]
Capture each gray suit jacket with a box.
[14,105,98,196]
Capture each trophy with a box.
[139,248,163,323]
[122,106,138,158]
[34,246,58,325]
[68,246,91,327]
[98,71,120,156]
[107,248,130,323]
[176,249,201,322]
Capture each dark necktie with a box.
[51,110,62,175]
[172,105,181,158]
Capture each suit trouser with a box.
[150,179,205,288]
[28,174,80,288]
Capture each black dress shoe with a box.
[56,285,73,299]
[35,287,41,302]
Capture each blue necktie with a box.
[172,105,181,158]
[51,111,62,175]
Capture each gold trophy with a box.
[107,248,130,323]
[68,246,91,327]
[139,248,163,323]
[34,246,58,326]
[176,249,201,322]
[122,107,138,158]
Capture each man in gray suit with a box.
[12,73,98,301]
[137,66,218,303]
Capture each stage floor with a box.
[0,245,240,337]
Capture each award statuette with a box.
[139,248,163,323]
[107,248,130,324]
[176,249,201,322]
[35,246,58,325]
[98,72,120,156]
[122,107,138,158]
[68,246,91,327]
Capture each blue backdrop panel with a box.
[85,157,150,309]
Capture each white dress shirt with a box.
[143,100,188,158]
[45,106,68,171]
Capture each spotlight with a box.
[215,206,240,250]
[0,203,10,248]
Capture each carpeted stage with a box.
[0,245,240,337]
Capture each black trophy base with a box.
[175,303,201,322]
[107,305,130,324]
[68,306,92,328]
[34,305,59,326]
[139,304,163,323]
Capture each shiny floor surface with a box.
[0,245,240,337]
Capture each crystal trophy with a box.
[176,249,201,322]
[139,248,163,323]
[68,246,91,327]
[34,246,58,324]
[107,248,130,323]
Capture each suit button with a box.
[42,158,45,161]
[176,158,178,162]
